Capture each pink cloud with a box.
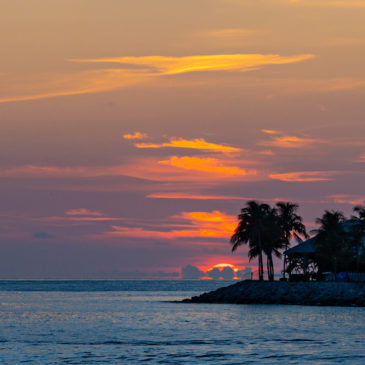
[328,194,365,206]
[269,171,336,182]
[65,208,104,217]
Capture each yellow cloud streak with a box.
[0,69,148,104]
[1,54,315,104]
[70,54,315,76]
[135,138,240,152]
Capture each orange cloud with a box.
[65,208,104,217]
[328,194,365,205]
[71,54,315,76]
[269,171,335,182]
[123,132,148,140]
[158,156,254,176]
[177,211,235,224]
[260,135,322,148]
[104,210,236,241]
[261,129,280,135]
[116,155,261,183]
[0,157,259,184]
[135,138,241,153]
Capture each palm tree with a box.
[312,210,347,275]
[276,202,309,278]
[261,208,285,281]
[230,201,271,281]
[350,206,365,272]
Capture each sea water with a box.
[0,280,364,364]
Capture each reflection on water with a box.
[0,281,364,364]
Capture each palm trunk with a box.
[258,252,264,281]
[258,232,264,281]
[282,244,288,278]
[267,253,274,281]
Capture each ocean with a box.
[0,280,364,364]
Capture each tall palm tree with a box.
[350,205,365,272]
[312,210,347,275]
[276,202,309,278]
[230,201,271,281]
[261,208,285,281]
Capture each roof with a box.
[284,219,365,256]
[284,237,316,255]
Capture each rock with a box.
[182,281,365,307]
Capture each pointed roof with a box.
[284,237,316,255]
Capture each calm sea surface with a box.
[0,280,364,364]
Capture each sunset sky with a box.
[1,0,365,278]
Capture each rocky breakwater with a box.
[183,281,365,306]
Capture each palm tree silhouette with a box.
[350,206,365,272]
[261,208,286,281]
[276,202,308,278]
[312,210,347,275]
[230,201,271,281]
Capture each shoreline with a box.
[182,281,365,307]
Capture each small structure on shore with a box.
[284,238,318,279]
[284,221,365,281]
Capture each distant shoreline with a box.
[182,281,365,307]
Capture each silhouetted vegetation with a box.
[230,200,308,281]
[311,207,365,276]
[230,201,365,281]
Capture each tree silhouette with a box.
[312,210,347,275]
[261,208,285,281]
[276,202,308,278]
[349,206,365,272]
[230,201,271,281]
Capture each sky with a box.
[1,0,365,279]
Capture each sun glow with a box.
[204,263,242,273]
[207,263,238,271]
[199,262,247,280]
